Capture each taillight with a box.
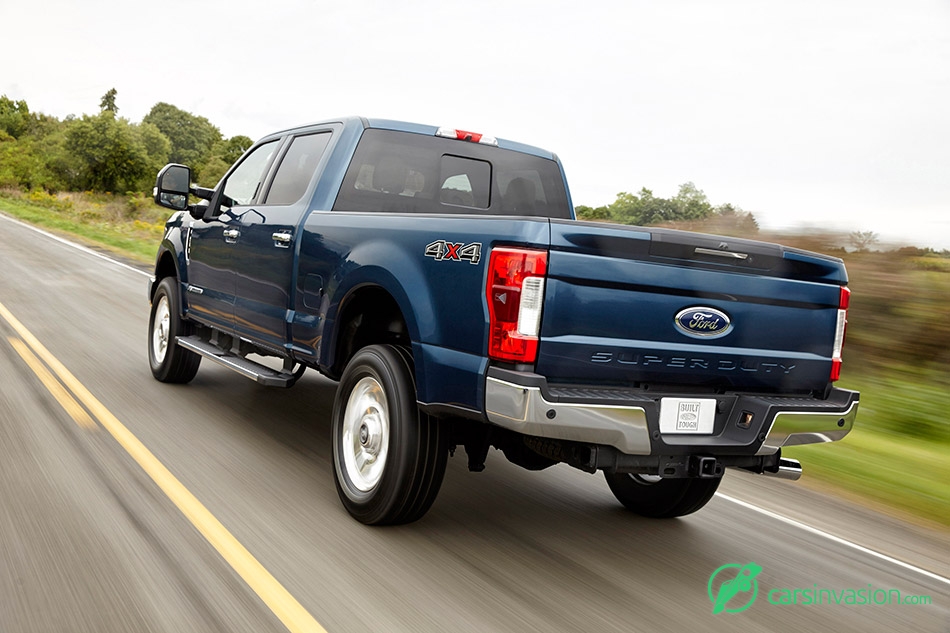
[831,286,850,381]
[487,247,548,362]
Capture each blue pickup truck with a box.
[148,117,858,525]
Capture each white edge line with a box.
[0,211,151,278]
[717,492,950,588]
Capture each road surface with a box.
[0,211,947,632]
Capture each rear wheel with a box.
[332,345,447,525]
[604,472,721,518]
[148,277,200,383]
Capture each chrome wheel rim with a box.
[152,295,171,364]
[341,376,390,492]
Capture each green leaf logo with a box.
[708,562,762,614]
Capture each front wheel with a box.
[148,277,200,383]
[604,472,721,518]
[331,345,447,525]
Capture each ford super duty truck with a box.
[148,117,858,525]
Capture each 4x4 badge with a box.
[425,240,482,264]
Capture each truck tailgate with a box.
[537,221,848,393]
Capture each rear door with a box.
[229,129,334,352]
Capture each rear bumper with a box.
[484,367,858,457]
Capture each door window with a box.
[222,140,279,207]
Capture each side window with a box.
[265,132,332,205]
[222,140,279,207]
[439,155,490,209]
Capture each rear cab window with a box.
[333,129,569,217]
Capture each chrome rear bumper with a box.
[484,368,858,458]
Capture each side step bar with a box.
[176,335,298,388]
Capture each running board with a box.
[176,335,296,387]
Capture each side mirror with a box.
[154,163,192,211]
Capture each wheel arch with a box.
[326,279,417,382]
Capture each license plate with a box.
[659,398,716,434]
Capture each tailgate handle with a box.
[694,247,748,260]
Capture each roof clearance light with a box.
[435,127,498,146]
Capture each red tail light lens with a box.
[831,286,850,381]
[486,247,548,362]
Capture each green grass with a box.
[786,428,950,528]
[0,190,162,264]
[786,369,950,528]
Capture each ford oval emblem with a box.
[674,307,733,339]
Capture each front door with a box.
[184,139,281,331]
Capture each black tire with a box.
[331,344,447,525]
[148,277,201,384]
[604,472,721,518]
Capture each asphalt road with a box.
[1,212,948,633]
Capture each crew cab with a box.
[148,117,858,524]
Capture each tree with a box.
[605,190,644,224]
[575,204,609,221]
[634,188,679,224]
[0,95,31,139]
[195,134,254,186]
[849,230,879,252]
[671,182,713,220]
[142,102,222,176]
[0,99,72,191]
[134,121,171,184]
[65,112,150,192]
[214,135,253,164]
[577,184,753,231]
[99,88,118,114]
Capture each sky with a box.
[2,0,948,249]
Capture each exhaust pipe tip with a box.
[768,457,803,481]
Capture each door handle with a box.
[272,231,292,247]
[223,228,240,241]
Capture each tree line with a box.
[576,182,759,233]
[0,90,251,193]
[4,91,758,233]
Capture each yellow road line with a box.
[8,336,97,430]
[0,301,328,633]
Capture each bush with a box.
[26,189,72,212]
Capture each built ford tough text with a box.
[148,117,859,525]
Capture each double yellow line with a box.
[0,300,327,633]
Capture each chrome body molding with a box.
[485,376,652,455]
[756,399,859,455]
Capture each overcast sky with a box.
[2,0,948,249]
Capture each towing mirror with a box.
[154,163,191,211]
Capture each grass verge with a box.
[0,189,163,264]
[786,429,950,529]
[785,369,950,529]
